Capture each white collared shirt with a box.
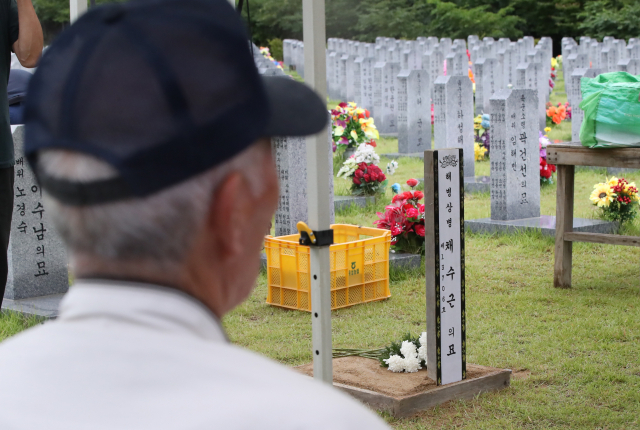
[0,280,389,429]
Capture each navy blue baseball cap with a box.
[24,0,328,206]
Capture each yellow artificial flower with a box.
[350,130,358,141]
[360,118,379,139]
[333,125,345,137]
[590,183,614,207]
[348,102,357,108]
[544,127,551,133]
[607,176,619,187]
[474,143,488,161]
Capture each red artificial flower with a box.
[379,173,386,181]
[406,208,419,219]
[354,169,364,179]
[365,109,370,118]
[419,204,425,213]
[413,191,424,200]
[391,225,403,236]
[370,172,378,182]
[364,174,371,182]
[407,178,419,188]
[414,224,425,237]
[353,177,362,185]
[367,139,377,147]
[339,102,348,108]
[392,195,403,203]
[402,191,413,200]
[359,162,368,170]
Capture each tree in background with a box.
[578,0,640,41]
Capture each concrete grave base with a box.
[381,151,424,160]
[334,195,376,211]
[296,357,511,418]
[463,176,490,194]
[465,215,617,236]
[607,167,640,176]
[379,132,399,138]
[2,293,65,319]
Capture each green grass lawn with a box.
[2,71,639,428]
[234,78,640,428]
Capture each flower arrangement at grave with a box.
[539,131,556,185]
[374,179,425,254]
[590,177,639,223]
[545,102,567,126]
[337,143,387,196]
[474,114,490,155]
[331,102,379,153]
[259,47,283,70]
[332,332,428,373]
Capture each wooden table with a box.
[546,142,640,288]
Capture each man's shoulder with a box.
[0,321,390,429]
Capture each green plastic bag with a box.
[579,72,640,148]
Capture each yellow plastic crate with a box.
[265,224,391,311]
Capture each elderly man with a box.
[0,0,389,429]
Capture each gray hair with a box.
[39,144,267,269]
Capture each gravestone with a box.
[488,89,540,221]
[272,130,334,237]
[352,59,362,106]
[564,53,588,106]
[359,57,375,112]
[433,75,474,178]
[339,54,349,101]
[446,51,467,76]
[424,46,444,100]
[381,62,400,134]
[503,45,518,88]
[373,61,385,121]
[571,68,603,143]
[424,148,466,386]
[515,62,546,130]
[475,57,500,115]
[617,58,640,75]
[5,126,68,300]
[440,38,452,56]
[397,69,431,154]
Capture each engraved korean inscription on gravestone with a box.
[396,70,410,151]
[489,89,540,221]
[5,126,68,300]
[425,148,466,385]
[433,76,474,178]
[406,69,430,153]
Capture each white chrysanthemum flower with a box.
[353,143,380,166]
[337,158,357,179]
[418,332,428,363]
[400,340,417,359]
[386,160,398,175]
[403,355,421,373]
[384,354,405,373]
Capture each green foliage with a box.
[578,0,640,41]
[267,38,283,61]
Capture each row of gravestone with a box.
[561,37,640,109]
[284,35,554,150]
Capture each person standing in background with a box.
[0,0,43,309]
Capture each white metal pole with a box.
[302,0,332,385]
[69,0,87,23]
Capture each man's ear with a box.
[207,172,249,258]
